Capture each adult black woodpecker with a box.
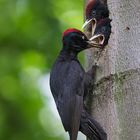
[83,0,109,37]
[50,28,107,140]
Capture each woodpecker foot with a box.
[80,109,107,140]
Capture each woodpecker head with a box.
[83,0,109,36]
[62,28,100,52]
[89,18,111,48]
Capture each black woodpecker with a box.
[50,28,107,140]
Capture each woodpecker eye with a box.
[102,26,106,32]
[92,11,96,16]
[82,36,85,40]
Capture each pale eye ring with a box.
[102,27,106,32]
[82,36,85,40]
[92,10,96,16]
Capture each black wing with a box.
[50,59,85,139]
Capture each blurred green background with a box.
[0,0,84,140]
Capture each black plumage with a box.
[93,18,111,47]
[83,0,111,48]
[85,0,109,22]
[50,28,107,140]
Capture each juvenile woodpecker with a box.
[50,28,107,140]
[89,18,111,48]
[83,0,109,36]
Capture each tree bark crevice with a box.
[88,67,140,140]
[95,68,140,92]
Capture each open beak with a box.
[86,34,105,48]
[83,18,105,48]
[89,34,105,48]
[86,40,100,48]
[82,18,97,36]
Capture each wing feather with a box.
[50,59,85,139]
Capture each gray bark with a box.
[85,0,140,140]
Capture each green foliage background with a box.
[0,0,84,140]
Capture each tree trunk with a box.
[84,0,140,140]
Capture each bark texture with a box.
[85,0,140,139]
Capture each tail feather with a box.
[69,131,78,140]
[69,95,83,140]
[79,109,107,140]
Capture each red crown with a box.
[62,28,83,38]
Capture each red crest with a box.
[62,28,83,38]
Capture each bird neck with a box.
[59,48,78,60]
